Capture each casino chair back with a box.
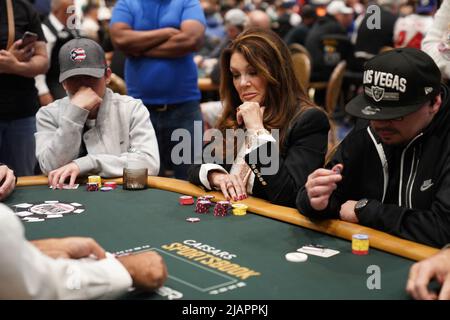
[325,61,346,115]
[289,43,312,61]
[107,73,127,95]
[325,60,347,148]
[291,51,311,90]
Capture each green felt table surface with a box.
[5,184,414,300]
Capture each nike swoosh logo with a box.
[420,183,433,192]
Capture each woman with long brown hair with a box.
[188,28,329,207]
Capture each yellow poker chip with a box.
[352,233,369,255]
[232,203,248,216]
[88,175,102,187]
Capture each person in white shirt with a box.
[80,2,100,42]
[0,165,167,299]
[422,0,450,80]
[35,0,79,106]
[393,0,436,49]
[35,38,160,188]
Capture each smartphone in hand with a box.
[20,31,38,49]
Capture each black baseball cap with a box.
[345,48,441,120]
[59,38,107,83]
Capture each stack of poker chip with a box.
[195,199,212,214]
[86,175,102,191]
[104,181,117,189]
[214,201,231,217]
[88,175,102,187]
[179,195,194,205]
[352,234,369,255]
[200,195,215,202]
[232,203,248,216]
[86,183,99,191]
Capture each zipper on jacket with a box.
[399,133,423,207]
[405,148,417,208]
[408,154,420,208]
[367,127,388,202]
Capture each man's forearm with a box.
[112,27,178,56]
[14,55,49,78]
[143,32,203,58]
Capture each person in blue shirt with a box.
[110,0,206,180]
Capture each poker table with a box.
[8,176,438,300]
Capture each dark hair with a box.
[217,27,322,153]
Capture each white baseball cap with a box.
[326,1,353,15]
[224,9,247,26]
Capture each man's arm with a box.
[35,102,88,174]
[0,41,48,78]
[109,23,180,57]
[35,24,57,105]
[0,205,167,299]
[73,100,160,177]
[0,204,131,299]
[143,20,205,58]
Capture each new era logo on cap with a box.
[361,106,381,116]
[345,48,441,120]
[70,48,86,62]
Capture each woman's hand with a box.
[236,102,265,130]
[208,171,247,201]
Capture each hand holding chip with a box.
[305,164,343,211]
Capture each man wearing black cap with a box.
[297,47,450,247]
[35,38,160,188]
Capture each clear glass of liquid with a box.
[123,150,148,190]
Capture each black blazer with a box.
[188,108,330,207]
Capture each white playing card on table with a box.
[297,246,340,258]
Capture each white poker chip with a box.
[285,252,308,262]
[70,202,82,207]
[186,217,200,223]
[46,214,64,219]
[14,203,33,208]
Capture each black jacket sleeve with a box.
[187,144,232,189]
[296,119,374,219]
[357,177,450,248]
[245,108,329,207]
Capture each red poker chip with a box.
[179,195,194,205]
[104,182,117,189]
